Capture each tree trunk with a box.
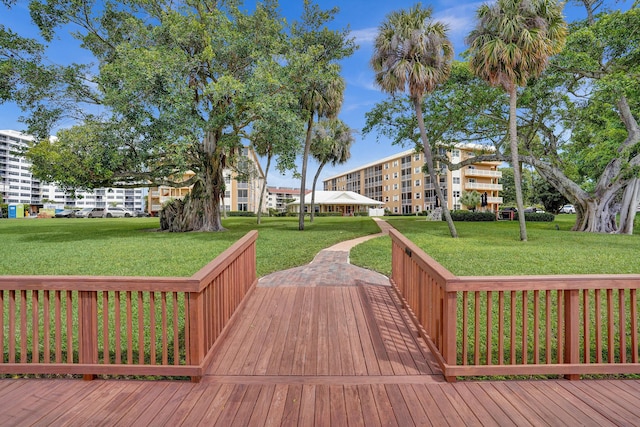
[298,113,314,230]
[414,98,458,238]
[619,178,640,235]
[159,131,225,232]
[509,85,527,241]
[309,161,326,223]
[256,153,272,225]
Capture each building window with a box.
[385,196,389,202]
[393,195,399,201]
[415,193,421,199]
[453,191,461,197]
[384,185,389,191]
[414,154,420,161]
[384,163,389,169]
[414,179,421,187]
[393,160,398,167]
[453,177,460,184]
[393,184,398,190]
[452,149,460,158]
[393,172,398,179]
[415,205,421,212]
[414,167,421,174]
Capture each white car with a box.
[75,207,94,218]
[559,204,575,214]
[105,207,133,218]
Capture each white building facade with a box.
[0,130,146,211]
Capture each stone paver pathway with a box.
[258,218,392,288]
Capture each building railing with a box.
[464,169,502,178]
[464,182,503,191]
[0,231,258,382]
[390,229,640,382]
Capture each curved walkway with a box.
[258,218,393,288]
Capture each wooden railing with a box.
[390,229,640,382]
[0,230,258,382]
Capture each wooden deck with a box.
[2,284,640,426]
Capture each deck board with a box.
[1,284,640,426]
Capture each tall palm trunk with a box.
[309,161,327,222]
[509,85,527,241]
[256,153,272,225]
[414,98,458,238]
[298,113,314,230]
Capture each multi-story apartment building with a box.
[147,146,266,215]
[0,130,40,206]
[266,187,310,213]
[1,130,146,212]
[323,145,503,214]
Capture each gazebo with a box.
[288,191,384,216]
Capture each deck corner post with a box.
[79,290,98,380]
[564,289,580,380]
[188,291,205,366]
[442,287,458,370]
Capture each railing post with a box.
[188,291,204,382]
[78,290,98,380]
[564,289,580,380]
[442,288,458,382]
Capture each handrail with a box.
[389,229,640,382]
[0,230,258,382]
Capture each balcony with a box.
[465,169,502,178]
[464,182,503,191]
[487,196,503,204]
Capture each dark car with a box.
[524,207,545,214]
[134,210,151,217]
[499,206,517,220]
[54,209,77,218]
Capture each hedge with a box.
[448,210,496,222]
[517,212,555,222]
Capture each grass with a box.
[350,214,640,277]
[0,216,380,277]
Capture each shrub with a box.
[227,211,256,217]
[448,210,496,222]
[516,212,555,222]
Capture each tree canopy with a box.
[1,0,355,232]
[366,3,639,234]
[371,3,458,237]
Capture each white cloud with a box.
[434,2,484,38]
[350,27,378,46]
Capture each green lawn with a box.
[1,214,639,279]
[0,216,379,277]
[350,214,640,277]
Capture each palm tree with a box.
[466,0,567,241]
[371,3,457,238]
[309,118,354,221]
[298,70,345,230]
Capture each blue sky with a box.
[0,1,630,189]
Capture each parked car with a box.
[88,207,106,218]
[105,207,133,217]
[499,206,517,219]
[559,204,575,214]
[524,207,545,214]
[75,207,94,218]
[54,209,77,218]
[134,210,150,217]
